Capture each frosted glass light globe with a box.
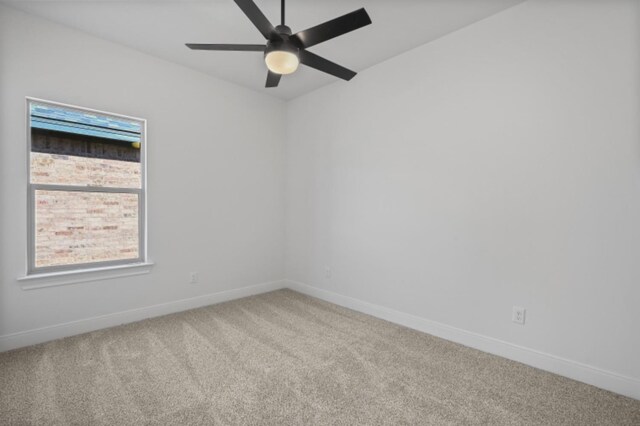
[265,50,299,75]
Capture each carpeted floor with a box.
[0,289,638,425]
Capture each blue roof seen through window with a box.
[30,103,142,144]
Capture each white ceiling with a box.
[3,0,525,100]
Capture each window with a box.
[27,98,146,275]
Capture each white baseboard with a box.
[2,278,637,400]
[286,280,640,401]
[0,280,286,353]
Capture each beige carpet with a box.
[1,289,638,425]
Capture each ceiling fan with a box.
[186,0,372,88]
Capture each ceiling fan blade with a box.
[266,71,282,88]
[292,8,371,49]
[186,43,265,51]
[234,0,279,40]
[299,50,356,81]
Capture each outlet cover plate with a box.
[512,306,526,325]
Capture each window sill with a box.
[17,261,154,290]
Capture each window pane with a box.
[30,102,142,188]
[34,190,139,268]
[31,152,141,188]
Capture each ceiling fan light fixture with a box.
[265,49,299,75]
[186,0,371,87]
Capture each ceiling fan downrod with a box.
[281,0,285,26]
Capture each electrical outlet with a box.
[324,266,331,279]
[190,272,199,284]
[512,306,526,325]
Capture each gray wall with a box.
[0,5,286,338]
[285,0,640,393]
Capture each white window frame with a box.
[26,97,148,276]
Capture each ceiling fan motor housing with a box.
[265,40,299,57]
[266,25,300,58]
[274,25,292,36]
